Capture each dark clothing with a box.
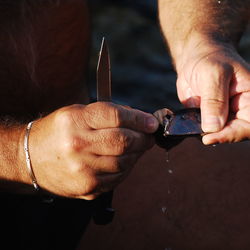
[0,192,114,250]
[0,194,92,250]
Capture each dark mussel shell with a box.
[154,108,203,150]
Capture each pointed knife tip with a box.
[101,37,106,46]
[99,37,107,53]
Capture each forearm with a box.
[158,0,250,69]
[0,123,32,193]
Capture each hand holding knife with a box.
[93,37,114,225]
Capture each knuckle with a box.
[62,135,89,155]
[55,106,85,130]
[85,102,122,127]
[202,97,226,107]
[66,136,81,153]
[207,61,233,79]
[70,136,83,152]
[118,132,130,147]
[83,104,99,124]
[68,161,89,175]
[56,108,74,128]
[112,106,122,127]
[114,144,125,156]
[102,102,123,127]
[112,131,131,155]
[130,111,140,128]
[90,101,111,110]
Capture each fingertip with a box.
[201,115,224,133]
[202,131,224,145]
[202,135,214,145]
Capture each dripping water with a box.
[166,151,170,163]
[166,151,173,174]
[162,206,167,214]
[165,150,173,195]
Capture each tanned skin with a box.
[0,0,158,198]
[158,0,250,144]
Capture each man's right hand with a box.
[28,102,158,200]
[175,40,250,145]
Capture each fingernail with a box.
[146,116,158,132]
[202,115,222,133]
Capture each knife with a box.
[96,37,112,102]
[93,38,115,225]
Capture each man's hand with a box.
[158,0,250,145]
[176,41,250,144]
[29,102,158,200]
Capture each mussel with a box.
[154,108,204,150]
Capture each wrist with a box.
[0,124,36,194]
[172,32,237,74]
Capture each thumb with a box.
[200,64,232,133]
[83,102,159,133]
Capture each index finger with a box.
[84,102,159,133]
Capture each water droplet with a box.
[162,207,167,214]
[166,151,170,163]
[168,169,173,174]
[212,144,217,147]
[218,0,221,3]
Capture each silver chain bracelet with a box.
[24,121,40,191]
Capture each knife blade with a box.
[96,37,112,102]
[95,38,115,220]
